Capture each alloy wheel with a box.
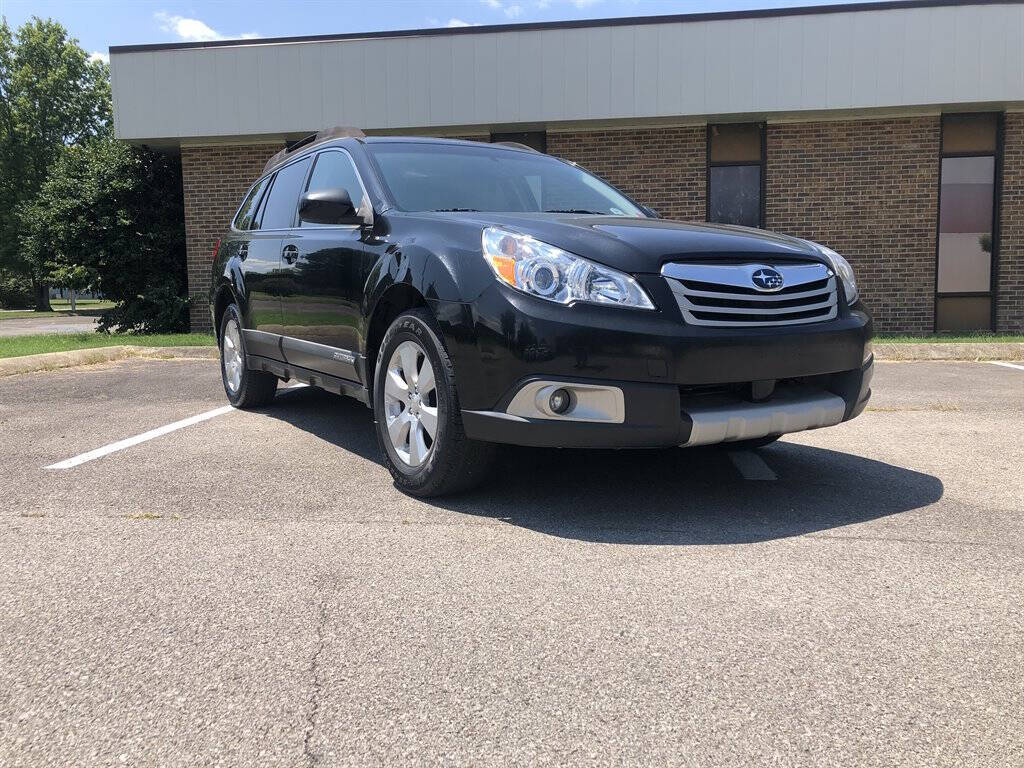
[222,318,244,394]
[382,340,438,467]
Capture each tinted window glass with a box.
[936,296,992,332]
[367,143,642,216]
[937,156,994,294]
[260,157,311,230]
[709,165,761,227]
[942,113,997,154]
[233,177,270,230]
[709,123,761,163]
[300,151,365,227]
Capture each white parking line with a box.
[728,449,778,481]
[45,406,235,470]
[989,361,1024,372]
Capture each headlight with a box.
[815,243,858,304]
[481,227,655,310]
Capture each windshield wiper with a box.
[543,208,603,215]
[431,207,480,212]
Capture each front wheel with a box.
[373,310,494,497]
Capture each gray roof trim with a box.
[107,0,1009,54]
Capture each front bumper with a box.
[434,281,873,449]
[461,356,873,448]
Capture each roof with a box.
[110,0,1024,143]
[107,0,1004,54]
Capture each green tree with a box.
[0,16,110,310]
[47,263,95,312]
[19,137,188,332]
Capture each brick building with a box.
[109,0,1024,334]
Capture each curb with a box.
[874,342,1024,362]
[0,345,218,377]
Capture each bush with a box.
[0,270,35,309]
[97,283,191,334]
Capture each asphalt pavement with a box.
[1,357,1021,766]
[0,313,100,336]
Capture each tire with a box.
[373,309,495,497]
[219,303,278,408]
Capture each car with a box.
[211,128,873,497]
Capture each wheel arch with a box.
[365,283,430,394]
[212,284,236,344]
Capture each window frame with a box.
[705,122,767,229]
[298,147,373,230]
[933,112,1004,332]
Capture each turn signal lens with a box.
[481,227,655,310]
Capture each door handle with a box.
[282,245,299,264]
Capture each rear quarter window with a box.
[233,176,270,230]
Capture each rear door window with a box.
[233,176,271,230]
[259,157,312,230]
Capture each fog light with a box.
[549,388,572,414]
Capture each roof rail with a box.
[263,126,366,174]
[492,141,540,153]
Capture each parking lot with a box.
[1,357,1022,766]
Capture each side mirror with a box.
[299,188,369,226]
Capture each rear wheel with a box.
[373,310,494,497]
[220,304,278,408]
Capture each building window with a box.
[707,123,764,228]
[491,131,547,153]
[935,113,1001,332]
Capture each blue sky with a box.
[1,0,886,62]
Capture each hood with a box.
[420,212,824,273]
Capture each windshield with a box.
[366,142,644,217]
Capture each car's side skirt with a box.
[246,354,370,406]
[242,329,284,360]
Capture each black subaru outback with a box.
[211,129,873,496]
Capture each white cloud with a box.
[532,0,602,8]
[88,51,109,65]
[446,18,475,27]
[154,11,259,42]
[482,0,525,18]
[155,11,220,42]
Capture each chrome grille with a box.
[661,262,838,327]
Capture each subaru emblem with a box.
[751,267,784,292]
